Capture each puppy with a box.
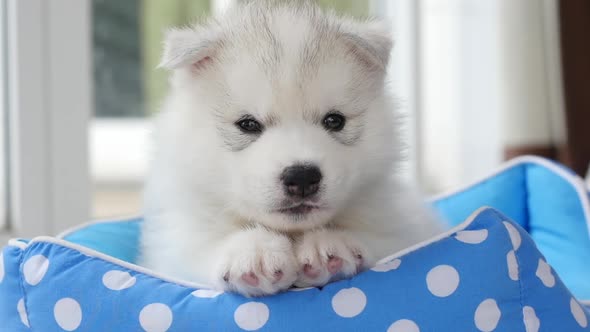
[140,1,442,297]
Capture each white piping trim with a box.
[376,206,488,265]
[6,238,27,250]
[16,208,489,292]
[25,235,212,290]
[376,205,590,302]
[12,208,590,302]
[429,155,590,239]
[56,214,142,239]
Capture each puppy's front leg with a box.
[294,228,372,288]
[212,227,298,297]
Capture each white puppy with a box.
[140,1,441,297]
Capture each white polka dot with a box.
[139,303,173,332]
[570,298,588,328]
[426,265,460,297]
[331,287,367,318]
[455,229,488,244]
[54,298,82,331]
[387,319,420,332]
[535,259,555,288]
[23,255,49,286]
[192,289,223,298]
[523,306,540,332]
[102,270,136,290]
[371,258,401,272]
[506,250,518,281]
[474,299,501,332]
[234,302,269,331]
[503,221,521,250]
[0,252,5,283]
[17,298,29,327]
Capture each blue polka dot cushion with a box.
[1,207,589,331]
[432,155,590,300]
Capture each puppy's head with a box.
[160,3,397,231]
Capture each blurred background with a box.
[0,0,588,240]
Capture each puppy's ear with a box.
[341,20,393,71]
[158,26,221,71]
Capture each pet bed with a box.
[1,212,589,331]
[1,156,589,331]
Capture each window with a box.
[0,0,7,234]
[91,0,213,219]
[3,0,91,238]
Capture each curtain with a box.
[559,0,590,176]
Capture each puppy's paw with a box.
[214,228,297,297]
[294,229,369,288]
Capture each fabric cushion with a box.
[1,207,588,331]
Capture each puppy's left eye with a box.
[236,116,263,134]
[322,112,346,132]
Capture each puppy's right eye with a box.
[323,112,346,132]
[236,116,263,134]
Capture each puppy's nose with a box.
[281,164,322,198]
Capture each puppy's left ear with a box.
[342,20,393,71]
[158,25,221,71]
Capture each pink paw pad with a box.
[303,264,320,279]
[327,256,343,274]
[241,272,260,287]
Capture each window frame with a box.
[0,0,8,235]
[3,0,91,239]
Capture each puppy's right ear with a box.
[158,26,221,71]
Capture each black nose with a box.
[281,164,322,198]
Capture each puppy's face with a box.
[162,5,396,231]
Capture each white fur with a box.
[140,1,441,297]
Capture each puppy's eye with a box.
[236,116,263,133]
[322,112,346,132]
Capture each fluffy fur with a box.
[140,1,441,297]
